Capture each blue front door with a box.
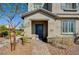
[35,24,43,40]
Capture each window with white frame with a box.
[62,19,75,34]
[34,3,43,9]
[65,3,76,9]
[61,3,78,11]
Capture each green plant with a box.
[51,37,74,48]
[1,30,8,37]
[0,25,8,37]
[16,30,21,35]
[23,36,29,43]
[58,38,74,47]
[63,38,74,47]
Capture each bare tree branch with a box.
[0,4,19,23]
[10,3,19,21]
[14,21,21,28]
[0,4,11,23]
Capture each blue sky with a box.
[0,3,28,28]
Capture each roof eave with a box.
[21,8,57,19]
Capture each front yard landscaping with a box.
[0,37,79,55]
[0,42,32,55]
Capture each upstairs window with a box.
[72,3,76,9]
[65,3,76,9]
[61,3,78,11]
[34,3,43,9]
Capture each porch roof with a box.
[21,8,57,19]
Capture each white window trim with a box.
[34,3,43,9]
[61,3,78,11]
[62,32,75,35]
[61,19,76,35]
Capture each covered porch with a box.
[31,20,48,42]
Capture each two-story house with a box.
[22,3,79,43]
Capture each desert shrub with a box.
[23,36,29,43]
[61,38,74,47]
[16,30,22,36]
[51,37,61,46]
[51,37,74,48]
[51,39,57,46]
[0,30,8,37]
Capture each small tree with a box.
[0,3,27,51]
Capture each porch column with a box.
[47,19,56,42]
[24,19,32,39]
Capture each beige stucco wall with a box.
[24,12,79,41]
[28,3,35,11]
[24,3,79,43]
[52,3,79,14]
[50,3,79,37]
[76,20,79,34]
[28,3,79,13]
[24,12,55,39]
[47,18,79,43]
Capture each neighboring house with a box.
[22,3,79,42]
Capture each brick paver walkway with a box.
[31,38,51,55]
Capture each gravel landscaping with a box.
[0,37,79,55]
[0,42,32,55]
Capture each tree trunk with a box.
[13,31,16,50]
[9,25,12,51]
[9,28,16,51]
